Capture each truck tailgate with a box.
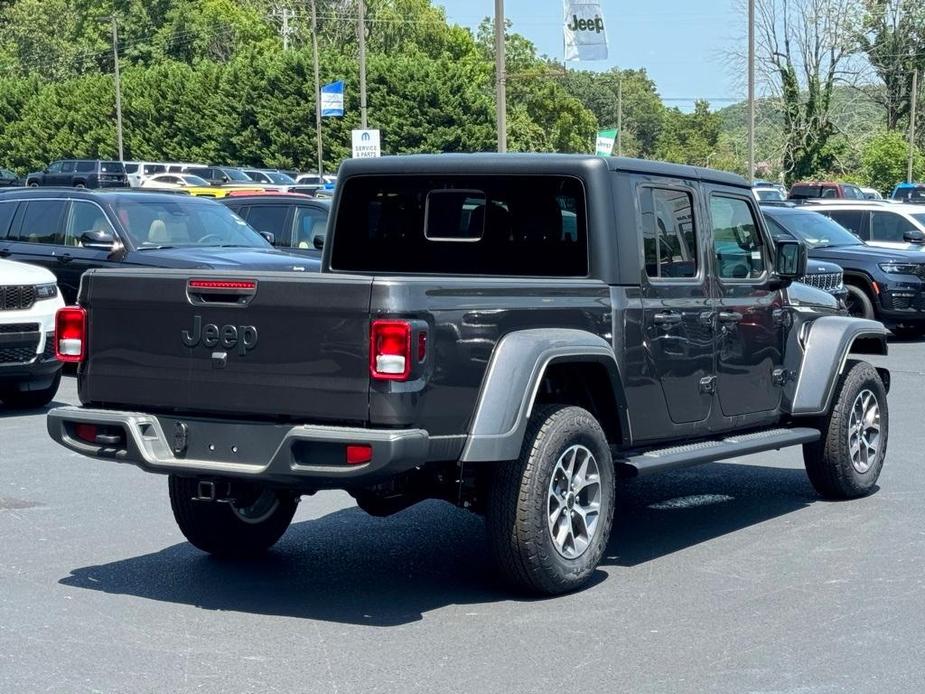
[79,270,373,423]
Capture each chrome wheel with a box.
[231,489,281,524]
[547,444,602,559]
[848,389,881,474]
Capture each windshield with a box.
[112,198,270,249]
[221,168,252,182]
[181,175,210,186]
[266,171,295,184]
[755,188,784,201]
[766,210,863,248]
[912,213,925,226]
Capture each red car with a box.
[788,181,865,200]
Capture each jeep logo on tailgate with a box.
[182,315,258,356]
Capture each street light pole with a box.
[311,0,323,178]
[494,0,506,152]
[747,0,755,183]
[617,74,623,157]
[909,68,919,183]
[358,0,368,129]
[108,16,124,161]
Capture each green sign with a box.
[595,129,617,156]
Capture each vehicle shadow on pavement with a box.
[0,399,69,418]
[59,462,824,626]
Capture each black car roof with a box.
[337,153,750,190]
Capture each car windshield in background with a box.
[266,172,295,184]
[768,210,863,248]
[182,175,210,186]
[100,161,124,173]
[755,188,784,201]
[911,213,925,225]
[222,168,252,182]
[111,198,269,249]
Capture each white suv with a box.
[809,201,925,251]
[0,259,64,407]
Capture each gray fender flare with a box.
[790,316,888,416]
[460,328,624,462]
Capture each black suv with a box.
[221,193,329,258]
[0,189,320,303]
[26,160,127,189]
[763,204,925,336]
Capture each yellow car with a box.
[140,173,261,199]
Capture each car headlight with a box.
[878,262,922,275]
[34,283,58,299]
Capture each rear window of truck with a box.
[330,175,588,276]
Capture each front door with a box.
[707,192,785,419]
[639,183,715,432]
[55,200,123,302]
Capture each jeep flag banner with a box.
[320,81,345,117]
[563,1,609,61]
[595,129,617,156]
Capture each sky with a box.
[435,0,744,112]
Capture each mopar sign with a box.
[352,129,381,158]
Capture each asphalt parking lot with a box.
[2,344,924,693]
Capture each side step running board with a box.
[616,427,820,477]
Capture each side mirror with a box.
[903,229,925,244]
[313,235,325,250]
[259,231,275,245]
[80,229,116,251]
[221,175,229,183]
[773,238,807,281]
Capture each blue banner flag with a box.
[320,81,344,117]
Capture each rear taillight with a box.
[370,320,411,381]
[55,306,86,363]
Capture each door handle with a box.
[57,253,73,264]
[718,311,743,323]
[653,312,683,326]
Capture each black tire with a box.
[486,404,615,595]
[27,180,38,187]
[844,284,875,320]
[73,182,85,189]
[803,360,888,499]
[1,371,61,409]
[168,476,298,557]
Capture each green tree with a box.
[861,130,924,193]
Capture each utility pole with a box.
[616,74,623,157]
[909,68,919,183]
[494,0,506,152]
[102,16,125,161]
[311,0,323,178]
[747,0,755,183]
[358,0,368,129]
[271,6,296,51]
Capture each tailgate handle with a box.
[187,278,257,306]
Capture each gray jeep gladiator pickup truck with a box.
[47,154,890,595]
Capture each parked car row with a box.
[1,159,338,198]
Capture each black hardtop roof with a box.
[0,188,217,204]
[338,153,749,189]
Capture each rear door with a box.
[639,181,715,431]
[5,199,68,289]
[868,210,921,250]
[707,190,785,420]
[81,271,375,423]
[821,208,868,241]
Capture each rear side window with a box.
[101,161,124,173]
[825,210,865,238]
[0,201,17,239]
[75,161,95,173]
[331,175,587,276]
[640,187,698,279]
[124,164,139,174]
[789,185,821,199]
[143,164,165,175]
[12,200,67,244]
